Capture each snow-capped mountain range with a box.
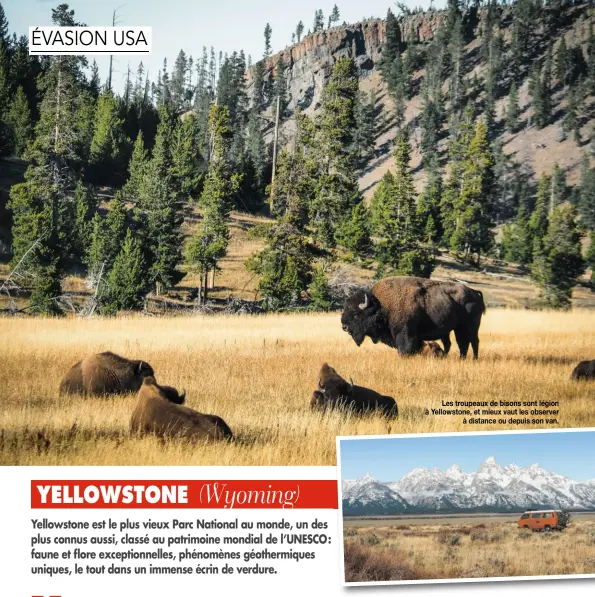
[342,457,595,515]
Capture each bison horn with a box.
[349,377,354,390]
[318,379,325,392]
[358,294,369,310]
[179,389,186,401]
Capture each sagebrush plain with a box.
[0,309,594,466]
[343,515,595,582]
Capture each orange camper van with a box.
[517,510,565,531]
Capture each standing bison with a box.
[570,360,595,381]
[59,352,155,396]
[341,276,485,359]
[130,376,233,442]
[310,363,398,417]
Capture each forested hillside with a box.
[0,1,594,315]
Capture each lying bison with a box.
[422,341,445,358]
[130,376,233,442]
[59,352,155,396]
[310,363,398,417]
[341,276,485,359]
[570,360,595,381]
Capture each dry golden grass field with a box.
[0,309,594,466]
[343,514,595,582]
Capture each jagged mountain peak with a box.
[342,459,595,515]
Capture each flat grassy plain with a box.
[343,515,595,582]
[0,309,594,465]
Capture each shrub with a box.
[343,541,420,583]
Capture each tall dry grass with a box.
[0,309,594,465]
[343,519,595,581]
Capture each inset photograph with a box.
[337,429,595,586]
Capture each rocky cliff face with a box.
[251,10,451,118]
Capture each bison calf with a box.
[130,377,233,442]
[311,363,398,418]
[570,360,595,381]
[59,352,155,396]
[422,341,445,358]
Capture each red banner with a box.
[31,480,338,509]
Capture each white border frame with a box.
[336,427,595,587]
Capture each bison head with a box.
[160,385,186,405]
[317,363,353,402]
[132,359,155,380]
[341,289,383,346]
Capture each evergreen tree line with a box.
[1,1,594,314]
[373,0,593,308]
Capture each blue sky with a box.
[5,0,443,93]
[339,431,595,482]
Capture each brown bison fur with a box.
[570,360,595,381]
[310,363,398,418]
[341,276,485,359]
[59,360,84,395]
[421,341,445,358]
[130,376,233,442]
[59,352,155,396]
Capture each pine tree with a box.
[563,84,581,144]
[449,120,495,265]
[579,161,595,230]
[186,105,240,302]
[352,90,377,169]
[420,91,442,163]
[309,266,333,310]
[6,85,32,157]
[0,64,12,155]
[500,205,533,265]
[588,22,595,94]
[124,131,149,201]
[532,50,552,129]
[170,49,189,111]
[8,9,89,313]
[264,23,272,59]
[379,9,402,91]
[296,21,304,43]
[417,154,443,244]
[585,230,595,284]
[336,201,371,259]
[248,111,319,310]
[371,131,434,277]
[85,190,127,279]
[556,37,569,87]
[313,9,325,32]
[309,57,360,246]
[89,90,128,184]
[448,15,465,116]
[273,56,288,116]
[505,81,520,133]
[135,107,184,293]
[550,163,567,213]
[511,0,537,71]
[528,173,550,269]
[103,230,148,313]
[533,204,585,308]
[171,113,204,200]
[441,105,475,243]
[330,5,340,26]
[88,59,100,98]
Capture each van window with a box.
[520,514,530,519]
[542,513,551,518]
[531,513,541,518]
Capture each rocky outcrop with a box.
[249,9,463,119]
